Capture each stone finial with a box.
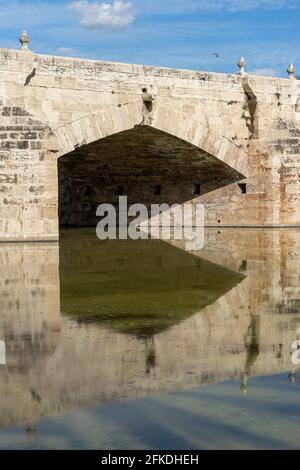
[287,64,295,79]
[237,57,246,75]
[19,30,30,50]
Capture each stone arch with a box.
[53,101,248,179]
[53,101,144,157]
[150,104,248,178]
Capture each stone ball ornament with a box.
[19,31,30,50]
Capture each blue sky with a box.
[0,0,299,76]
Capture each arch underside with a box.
[58,125,246,226]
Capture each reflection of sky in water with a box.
[0,373,300,450]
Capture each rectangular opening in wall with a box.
[116,186,124,196]
[154,185,161,195]
[238,183,247,194]
[193,184,201,196]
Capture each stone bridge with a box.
[0,35,300,240]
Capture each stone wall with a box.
[0,100,58,240]
[200,119,300,226]
[0,48,299,239]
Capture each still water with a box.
[0,228,300,449]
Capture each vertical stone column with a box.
[0,103,59,240]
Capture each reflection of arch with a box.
[53,102,248,179]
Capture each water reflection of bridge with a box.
[0,228,300,428]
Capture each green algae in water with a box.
[59,228,244,335]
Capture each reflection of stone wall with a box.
[0,243,60,358]
[0,230,300,428]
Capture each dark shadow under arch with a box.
[58,125,245,226]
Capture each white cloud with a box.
[69,0,136,30]
[250,67,279,76]
[57,46,74,54]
